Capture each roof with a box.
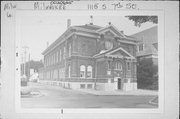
[130,25,158,57]
[42,23,137,55]
[74,24,102,31]
[93,47,135,60]
[131,26,158,39]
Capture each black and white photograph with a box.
[1,1,179,119]
[18,14,159,109]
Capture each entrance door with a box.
[118,78,121,89]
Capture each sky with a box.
[20,15,156,61]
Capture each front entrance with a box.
[117,78,122,89]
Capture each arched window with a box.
[80,65,85,78]
[87,66,92,78]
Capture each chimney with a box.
[108,22,111,25]
[67,19,71,28]
[90,15,93,25]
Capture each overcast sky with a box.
[20,15,156,61]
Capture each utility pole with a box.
[22,46,29,77]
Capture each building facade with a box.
[131,26,158,64]
[39,22,137,91]
[131,26,158,90]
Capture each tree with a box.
[137,58,158,90]
[21,60,44,76]
[126,16,158,27]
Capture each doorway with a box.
[118,78,122,89]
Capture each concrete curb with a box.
[75,89,158,96]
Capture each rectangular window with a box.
[54,53,56,64]
[59,49,61,62]
[51,55,53,65]
[107,61,111,69]
[115,62,122,70]
[80,84,85,89]
[127,62,130,71]
[138,43,144,52]
[63,47,66,59]
[56,52,58,63]
[87,84,92,89]
[68,43,71,57]
[68,65,71,78]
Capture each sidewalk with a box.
[76,89,158,96]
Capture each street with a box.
[21,82,158,108]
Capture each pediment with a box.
[97,25,125,38]
[105,47,135,59]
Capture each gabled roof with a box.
[97,24,125,38]
[42,23,137,55]
[93,47,135,60]
[74,24,102,31]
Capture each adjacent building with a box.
[131,26,158,64]
[39,21,138,91]
[131,26,158,90]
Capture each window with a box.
[87,84,92,89]
[87,66,92,78]
[68,43,71,57]
[48,57,50,66]
[51,55,53,65]
[59,49,61,62]
[138,43,144,52]
[107,61,111,69]
[127,62,131,71]
[68,65,71,78]
[63,47,66,59]
[54,54,56,64]
[80,84,85,89]
[56,52,58,63]
[105,41,113,50]
[115,62,122,70]
[80,65,85,78]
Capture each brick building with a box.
[131,26,158,64]
[131,26,158,90]
[39,21,137,91]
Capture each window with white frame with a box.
[87,66,92,78]
[115,62,122,70]
[127,62,131,71]
[80,65,85,78]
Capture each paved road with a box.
[21,83,158,108]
